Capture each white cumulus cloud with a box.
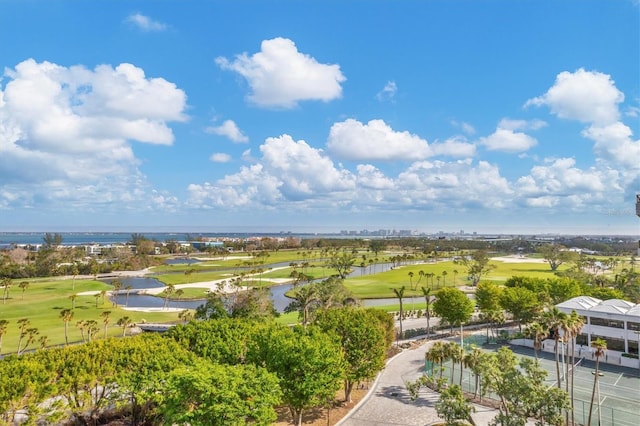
[479,128,537,153]
[327,119,431,161]
[206,119,249,143]
[525,68,624,125]
[0,58,187,212]
[216,37,346,108]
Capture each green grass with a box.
[344,258,571,299]
[156,287,210,300]
[0,278,180,355]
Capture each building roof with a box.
[557,296,640,320]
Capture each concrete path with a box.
[338,339,500,426]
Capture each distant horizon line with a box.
[0,229,637,238]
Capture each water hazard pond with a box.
[102,276,403,313]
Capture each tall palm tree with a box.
[392,286,406,339]
[85,320,99,342]
[428,341,447,378]
[16,318,30,354]
[0,319,8,354]
[1,277,12,304]
[111,280,123,307]
[524,322,548,359]
[76,320,87,343]
[163,284,175,310]
[117,316,133,337]
[453,269,459,285]
[59,309,74,346]
[464,346,483,398]
[408,271,415,290]
[18,281,29,300]
[442,271,448,287]
[68,293,77,310]
[125,285,132,307]
[587,338,607,426]
[421,286,433,335]
[566,311,585,426]
[446,341,464,385]
[543,307,568,388]
[101,311,112,339]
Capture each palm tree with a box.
[101,311,112,339]
[587,338,607,426]
[59,309,74,346]
[442,271,448,287]
[117,316,133,337]
[163,284,175,310]
[428,341,447,378]
[18,326,39,355]
[16,318,30,354]
[0,319,8,354]
[76,320,87,343]
[100,289,108,305]
[68,293,78,310]
[543,307,568,388]
[420,286,433,335]
[85,320,99,342]
[408,271,415,290]
[453,269,459,285]
[124,285,132,307]
[392,286,406,340]
[446,341,463,385]
[111,280,123,307]
[1,277,12,304]
[566,310,585,426]
[524,321,548,359]
[18,281,29,300]
[94,293,101,308]
[464,346,483,398]
[174,289,184,308]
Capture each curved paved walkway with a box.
[338,339,499,426]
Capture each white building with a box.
[556,296,640,356]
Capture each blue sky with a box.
[1,0,639,235]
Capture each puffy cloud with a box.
[582,123,640,173]
[0,58,187,211]
[210,153,232,163]
[125,13,168,32]
[479,128,537,153]
[205,119,249,143]
[356,164,394,190]
[515,157,620,209]
[187,135,356,207]
[327,119,430,161]
[525,69,624,125]
[376,81,397,102]
[430,137,476,158]
[216,37,346,108]
[396,160,513,209]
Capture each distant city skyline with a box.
[1,1,638,235]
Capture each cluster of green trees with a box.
[409,342,570,426]
[0,307,393,426]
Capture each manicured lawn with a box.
[344,258,571,299]
[0,277,179,355]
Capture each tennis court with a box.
[430,334,640,426]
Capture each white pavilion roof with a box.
[556,296,640,321]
